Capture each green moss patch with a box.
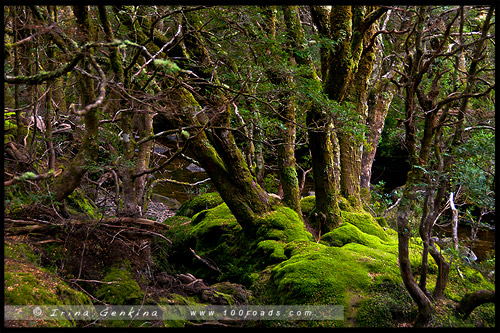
[175,192,224,218]
[4,239,92,328]
[341,211,389,241]
[255,206,313,243]
[66,188,101,219]
[95,261,144,305]
[300,195,316,217]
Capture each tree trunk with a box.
[397,181,433,327]
[341,23,377,207]
[307,118,342,233]
[52,6,99,203]
[283,5,343,231]
[360,76,396,197]
[263,7,302,216]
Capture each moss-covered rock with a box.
[254,206,313,243]
[175,192,224,218]
[95,261,144,305]
[375,216,388,228]
[165,197,493,328]
[66,188,101,219]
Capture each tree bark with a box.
[264,7,302,216]
[52,6,99,203]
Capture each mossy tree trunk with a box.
[262,7,302,217]
[51,6,100,203]
[341,20,377,207]
[162,12,273,234]
[306,6,386,231]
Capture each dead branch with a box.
[4,169,63,187]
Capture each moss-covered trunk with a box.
[264,7,302,216]
[340,29,376,206]
[177,91,271,234]
[169,12,273,234]
[52,6,99,203]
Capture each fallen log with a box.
[456,289,495,319]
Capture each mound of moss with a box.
[95,261,144,305]
[165,197,494,328]
[175,192,224,218]
[4,239,93,328]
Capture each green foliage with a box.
[262,173,280,194]
[451,130,495,212]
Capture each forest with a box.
[3,5,495,328]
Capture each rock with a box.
[186,163,205,172]
[151,193,181,210]
[462,249,478,262]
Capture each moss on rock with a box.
[341,211,389,241]
[66,188,101,219]
[95,261,144,305]
[175,192,224,218]
[300,195,316,217]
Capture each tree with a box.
[393,5,495,326]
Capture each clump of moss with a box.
[66,188,101,219]
[175,192,224,218]
[95,261,144,305]
[254,206,313,243]
[355,278,416,327]
[341,211,389,241]
[375,217,388,228]
[300,196,316,217]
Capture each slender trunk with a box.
[360,78,395,195]
[449,192,459,251]
[284,5,342,230]
[341,31,376,206]
[264,6,302,216]
[397,178,433,327]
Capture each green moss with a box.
[66,188,101,219]
[300,195,316,217]
[4,240,92,327]
[95,261,144,305]
[375,217,388,228]
[355,297,394,327]
[174,197,495,328]
[322,223,385,248]
[341,211,389,241]
[175,192,224,218]
[255,240,288,263]
[255,206,313,243]
[5,242,40,265]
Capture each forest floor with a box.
[144,200,176,223]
